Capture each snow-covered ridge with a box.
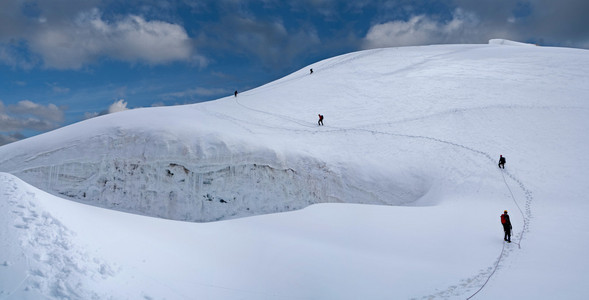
[489,38,536,46]
[1,42,588,223]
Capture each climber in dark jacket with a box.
[498,155,506,169]
[501,210,512,242]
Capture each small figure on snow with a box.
[310,68,313,74]
[501,210,512,243]
[498,155,506,169]
[318,114,324,126]
[234,90,238,97]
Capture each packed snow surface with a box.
[1,41,588,299]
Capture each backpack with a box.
[501,214,507,224]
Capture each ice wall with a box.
[6,129,427,222]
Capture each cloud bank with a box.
[0,100,65,145]
[362,0,589,49]
[0,3,200,70]
[34,9,195,69]
[363,10,474,48]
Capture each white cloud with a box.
[0,100,65,133]
[30,8,197,69]
[362,9,481,49]
[107,99,129,114]
[6,100,64,122]
[83,99,131,120]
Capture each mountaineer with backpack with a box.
[501,210,512,243]
[318,114,324,126]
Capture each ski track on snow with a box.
[232,93,535,299]
[355,105,588,129]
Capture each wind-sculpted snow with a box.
[2,127,435,222]
[17,156,327,222]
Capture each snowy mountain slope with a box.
[1,41,589,299]
[0,172,505,299]
[2,42,586,223]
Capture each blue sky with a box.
[1,0,588,145]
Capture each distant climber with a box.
[501,210,512,243]
[318,114,324,126]
[234,90,238,97]
[498,155,506,169]
[310,68,313,74]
